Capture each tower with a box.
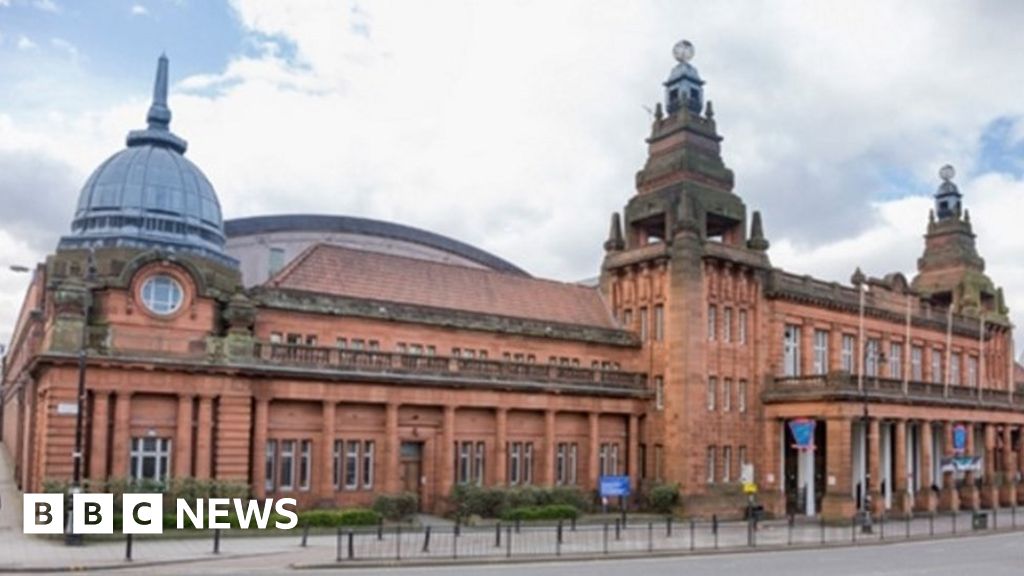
[601,41,771,514]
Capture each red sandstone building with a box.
[3,44,1023,520]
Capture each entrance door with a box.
[399,441,424,509]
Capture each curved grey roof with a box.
[225,214,529,277]
[58,55,234,267]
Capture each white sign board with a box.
[740,463,754,484]
[56,402,78,416]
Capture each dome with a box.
[58,55,235,267]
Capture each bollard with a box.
[689,519,695,551]
[993,507,998,530]
[603,522,609,554]
[452,526,458,560]
[648,522,654,552]
[506,524,513,558]
[557,521,564,544]
[615,518,621,541]
[454,517,461,538]
[952,511,957,534]
[929,512,934,536]
[880,513,885,540]
[422,525,432,553]
[820,515,825,545]
[347,531,355,560]
[301,524,309,547]
[905,513,911,539]
[713,518,719,549]
[336,528,343,562]
[378,517,384,541]
[213,528,221,555]
[495,522,502,548]
[125,533,133,562]
[666,516,673,538]
[852,515,857,543]
[557,521,563,556]
[1013,505,1017,528]
[396,525,402,560]
[788,514,794,546]
[621,506,627,529]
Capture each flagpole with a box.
[858,281,866,393]
[978,315,984,398]
[944,305,953,398]
[904,293,911,395]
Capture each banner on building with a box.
[953,424,968,454]
[940,456,981,472]
[788,418,816,451]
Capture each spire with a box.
[746,210,769,251]
[146,53,172,131]
[604,212,625,252]
[126,54,188,154]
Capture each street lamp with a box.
[66,251,97,545]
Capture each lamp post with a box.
[66,251,97,546]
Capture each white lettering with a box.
[273,498,298,530]
[207,498,231,529]
[232,498,274,529]
[176,498,204,530]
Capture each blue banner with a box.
[788,419,816,450]
[599,475,631,497]
[953,424,967,454]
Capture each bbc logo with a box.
[25,493,162,535]
[24,494,298,534]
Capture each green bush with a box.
[451,485,591,519]
[501,504,579,522]
[372,493,419,521]
[647,483,680,514]
[298,508,380,528]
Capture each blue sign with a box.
[953,424,967,454]
[599,475,631,497]
[788,419,816,450]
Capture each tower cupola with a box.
[934,164,962,220]
[664,40,703,115]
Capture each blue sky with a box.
[3,1,1024,346]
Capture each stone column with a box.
[981,423,998,508]
[494,408,507,486]
[916,421,937,512]
[195,395,214,479]
[252,398,269,498]
[319,401,336,500]
[821,417,855,520]
[542,410,556,486]
[628,414,640,491]
[440,405,455,502]
[1001,425,1017,506]
[588,412,600,491]
[962,424,980,510]
[174,394,194,478]
[384,403,399,493]
[893,419,910,514]
[761,418,784,517]
[868,418,883,515]
[88,391,110,484]
[939,421,960,511]
[111,392,132,478]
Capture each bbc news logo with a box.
[24,494,298,534]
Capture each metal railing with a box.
[766,372,1024,409]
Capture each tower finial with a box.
[147,54,172,131]
[604,212,625,252]
[746,210,769,251]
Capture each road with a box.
[94,530,1023,575]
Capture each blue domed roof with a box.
[58,55,236,267]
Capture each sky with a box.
[3,0,1024,350]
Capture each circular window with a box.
[141,275,184,315]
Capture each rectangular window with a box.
[912,346,923,381]
[890,342,903,379]
[841,335,856,372]
[474,442,485,486]
[270,332,283,344]
[280,440,295,491]
[409,344,423,355]
[299,440,312,491]
[655,376,664,410]
[738,380,748,413]
[523,443,534,484]
[951,353,961,386]
[458,441,472,484]
[568,443,578,485]
[654,304,664,342]
[509,442,521,485]
[738,445,748,466]
[332,440,343,490]
[813,329,829,374]
[265,440,277,492]
[706,446,716,484]
[723,307,733,343]
[722,446,732,482]
[865,339,879,377]
[556,443,566,485]
[599,444,607,477]
[623,309,633,328]
[286,333,301,345]
[130,437,172,483]
[707,377,717,411]
[783,325,801,376]
[268,247,286,276]
[363,441,375,489]
[708,305,717,341]
[722,378,731,412]
[640,307,649,342]
[968,356,978,387]
[350,339,364,351]
[305,335,318,347]
[335,337,347,349]
[931,349,943,384]
[345,440,359,490]
[738,309,748,345]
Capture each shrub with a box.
[372,493,419,521]
[451,485,591,519]
[501,505,579,522]
[647,483,680,514]
[298,508,380,528]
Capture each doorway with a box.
[400,441,424,510]
[783,419,826,516]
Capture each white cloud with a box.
[5,1,1024,344]
[131,4,147,16]
[16,35,35,50]
[0,0,9,8]
[32,0,59,13]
